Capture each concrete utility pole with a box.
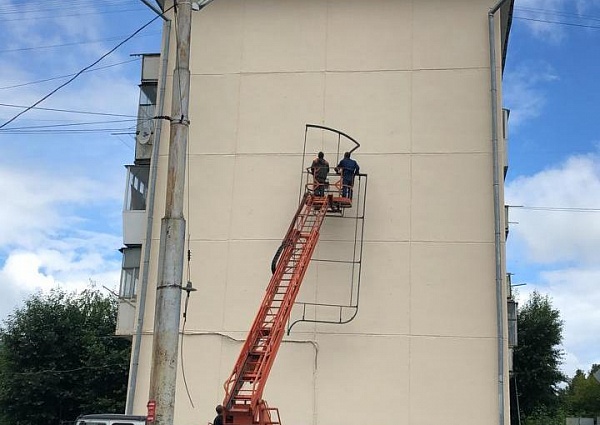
[148,0,192,423]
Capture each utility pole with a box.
[148,0,192,423]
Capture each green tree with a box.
[564,364,600,417]
[513,291,566,420]
[0,289,131,425]
[521,405,567,425]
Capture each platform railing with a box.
[305,170,359,209]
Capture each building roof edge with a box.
[500,0,515,72]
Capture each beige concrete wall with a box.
[132,1,510,424]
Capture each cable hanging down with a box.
[180,248,197,409]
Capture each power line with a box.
[0,127,137,135]
[0,118,141,131]
[0,59,140,90]
[0,127,133,135]
[0,103,136,118]
[0,14,161,130]
[10,363,128,376]
[0,7,144,22]
[0,32,159,53]
[0,0,131,14]
[515,6,600,23]
[508,205,600,213]
[115,134,135,151]
[513,15,600,30]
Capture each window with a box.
[120,247,141,299]
[139,83,157,106]
[136,82,157,148]
[141,54,160,82]
[124,165,149,211]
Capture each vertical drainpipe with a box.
[489,1,510,424]
[125,16,172,415]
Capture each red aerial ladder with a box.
[221,191,332,425]
[221,124,363,425]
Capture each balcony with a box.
[123,165,149,246]
[115,246,141,336]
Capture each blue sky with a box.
[0,0,599,378]
[503,0,600,377]
[0,0,162,322]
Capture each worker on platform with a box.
[335,151,360,199]
[310,151,329,197]
[212,405,224,425]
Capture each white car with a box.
[76,414,147,425]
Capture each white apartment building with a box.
[118,1,515,424]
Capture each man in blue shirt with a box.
[335,151,360,199]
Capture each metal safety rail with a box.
[287,171,367,333]
[222,192,329,425]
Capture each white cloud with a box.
[0,0,157,325]
[1,252,57,291]
[506,152,600,264]
[0,247,122,323]
[1,245,121,293]
[504,62,558,128]
[49,72,140,117]
[0,0,143,124]
[515,0,569,42]
[0,49,139,122]
[0,164,124,322]
[1,0,106,67]
[508,150,600,376]
[0,166,121,248]
[515,267,600,376]
[515,0,600,42]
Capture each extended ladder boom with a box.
[222,193,329,425]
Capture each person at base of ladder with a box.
[211,405,223,425]
[335,151,360,199]
[310,151,329,197]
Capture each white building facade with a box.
[119,1,515,424]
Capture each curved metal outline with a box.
[288,124,367,334]
[299,124,360,204]
[305,124,360,154]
